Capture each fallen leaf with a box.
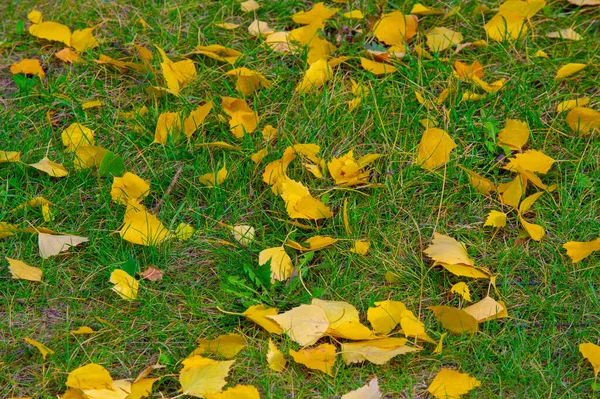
[433,333,447,354]
[343,10,364,19]
[248,20,273,37]
[367,300,406,335]
[567,0,600,4]
[555,63,587,80]
[580,342,600,376]
[296,59,333,93]
[28,9,43,23]
[259,246,294,282]
[111,172,150,206]
[6,258,42,282]
[279,177,332,220]
[174,223,195,240]
[450,282,471,302]
[195,44,242,64]
[484,13,526,42]
[519,216,545,241]
[221,97,259,137]
[193,334,246,359]
[459,166,496,195]
[556,98,589,112]
[547,28,582,41]
[267,339,286,372]
[504,150,555,174]
[242,304,284,334]
[179,356,234,397]
[232,225,255,246]
[350,240,370,255]
[240,0,260,12]
[110,269,139,300]
[565,107,600,136]
[286,236,338,251]
[416,128,457,170]
[426,27,463,51]
[184,102,213,137]
[29,157,69,177]
[424,233,475,266]
[226,67,271,96]
[563,238,600,263]
[463,296,507,322]
[199,166,228,187]
[268,304,330,346]
[141,266,164,281]
[411,3,444,15]
[157,47,196,95]
[428,306,478,334]
[484,210,507,228]
[10,59,45,78]
[341,377,382,399]
[372,12,418,46]
[207,385,261,399]
[0,150,20,163]
[71,326,96,334]
[71,28,99,52]
[360,58,397,75]
[120,204,170,246]
[428,368,481,399]
[292,2,338,24]
[29,21,71,46]
[215,22,240,30]
[66,364,113,390]
[39,233,88,259]
[24,337,54,359]
[62,123,95,152]
[497,119,529,150]
[82,100,101,109]
[290,343,337,375]
[341,338,420,365]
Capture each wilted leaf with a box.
[547,28,582,41]
[267,339,286,372]
[66,364,113,390]
[341,338,420,365]
[240,0,260,12]
[248,20,273,37]
[428,306,478,334]
[566,107,600,136]
[417,128,457,170]
[426,27,463,51]
[39,233,88,259]
[463,296,507,322]
[242,304,284,334]
[215,22,240,30]
[259,246,294,282]
[141,266,164,281]
[179,356,234,398]
[580,342,600,376]
[231,225,255,246]
[563,238,600,263]
[56,47,80,63]
[296,59,333,93]
[367,300,406,335]
[484,210,507,228]
[290,343,337,376]
[428,368,481,399]
[424,233,475,266]
[341,377,382,399]
[193,334,246,359]
[268,304,330,346]
[10,59,45,78]
[29,157,69,177]
[555,63,587,80]
[62,123,95,152]
[497,119,529,150]
[120,204,170,246]
[6,257,42,282]
[451,282,471,302]
[111,172,150,206]
[24,337,54,359]
[226,67,271,95]
[459,166,496,195]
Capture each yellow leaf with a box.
[501,175,524,209]
[416,128,457,170]
[174,223,195,241]
[341,377,382,399]
[433,333,447,354]
[367,300,407,335]
[179,356,234,397]
[312,298,360,330]
[71,326,96,334]
[248,20,273,37]
[499,0,546,18]
[251,148,268,164]
[193,334,246,359]
[428,306,478,334]
[81,379,131,399]
[240,0,260,12]
[265,31,291,53]
[580,342,600,376]
[82,100,101,109]
[343,10,364,19]
[24,337,54,359]
[534,49,549,59]
[463,296,507,322]
[327,321,378,340]
[184,102,213,137]
[0,222,19,239]
[519,191,544,214]
[497,119,529,150]
[306,37,337,65]
[459,166,496,195]
[262,125,278,141]
[10,59,45,78]
[461,91,487,101]
[286,236,338,251]
[268,304,330,346]
[38,233,88,259]
[400,309,426,338]
[128,378,158,399]
[411,3,444,14]
[436,262,492,279]
[29,157,69,177]
[267,339,286,372]
[450,282,471,302]
[484,13,527,42]
[504,150,555,174]
[372,12,418,46]
[484,210,507,228]
[259,246,294,282]
[6,257,42,282]
[426,27,463,51]
[62,123,95,152]
[196,44,242,64]
[242,305,283,334]
[428,368,481,399]
[29,21,71,46]
[547,28,582,41]
[196,141,241,151]
[199,166,228,187]
[110,269,139,300]
[231,225,255,245]
[360,58,397,75]
[71,28,99,52]
[221,97,259,137]
[563,238,600,263]
[350,240,370,255]
[226,67,271,95]
[567,0,600,4]
[157,48,196,95]
[111,172,150,206]
[519,216,545,241]
[556,98,589,113]
[555,63,587,80]
[341,338,420,365]
[453,60,485,80]
[215,22,240,30]
[290,343,337,376]
[120,204,170,246]
[28,9,43,24]
[154,112,182,144]
[292,2,338,24]
[279,177,332,220]
[206,385,261,399]
[0,150,20,163]
[296,59,333,93]
[66,364,113,390]
[424,233,475,266]
[566,107,600,136]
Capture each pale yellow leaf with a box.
[268,304,330,346]
[426,27,463,51]
[424,233,474,266]
[179,356,234,397]
[450,282,471,302]
[459,166,496,195]
[341,338,420,365]
[519,191,544,214]
[29,157,69,177]
[39,233,88,259]
[547,28,582,41]
[341,377,382,399]
[248,20,273,37]
[174,223,195,241]
[62,123,95,152]
[241,0,260,12]
[463,296,507,322]
[232,225,255,245]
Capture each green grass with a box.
[1,0,599,397]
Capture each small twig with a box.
[152,166,183,214]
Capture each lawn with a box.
[1,0,599,398]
